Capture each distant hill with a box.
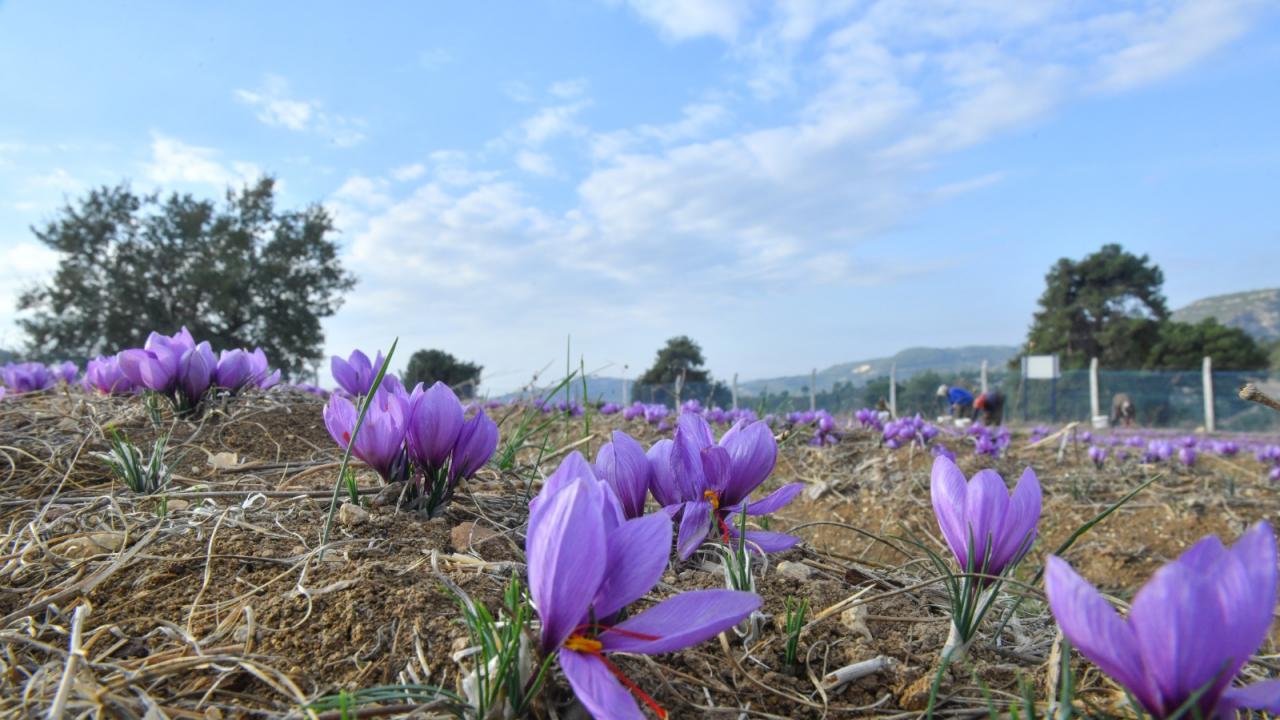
[1172,288,1280,341]
[492,345,1020,404]
[737,345,1019,396]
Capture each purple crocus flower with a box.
[177,341,216,403]
[1088,445,1107,468]
[406,381,465,472]
[214,349,255,390]
[323,386,410,481]
[1,362,57,393]
[83,355,135,395]
[448,408,498,483]
[930,456,1041,577]
[118,328,196,394]
[527,473,760,720]
[594,430,652,519]
[330,349,385,397]
[1178,446,1197,468]
[51,361,78,385]
[651,413,803,559]
[1045,522,1280,719]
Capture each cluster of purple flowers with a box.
[1080,431,1280,479]
[621,401,669,425]
[0,361,76,394]
[969,424,1012,457]
[527,453,761,719]
[324,349,499,515]
[598,402,622,415]
[931,455,1280,716]
[881,415,939,449]
[113,328,279,410]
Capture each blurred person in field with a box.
[937,384,974,420]
[876,396,892,423]
[972,390,1005,426]
[1111,393,1137,427]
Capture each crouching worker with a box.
[1111,392,1137,427]
[937,384,974,420]
[972,390,1005,426]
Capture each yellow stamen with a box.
[704,490,720,510]
[563,635,603,653]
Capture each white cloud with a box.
[516,150,556,176]
[234,74,367,146]
[620,0,756,42]
[142,133,261,187]
[1094,0,1261,92]
[391,163,427,181]
[549,78,588,99]
[522,102,589,145]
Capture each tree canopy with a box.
[403,349,483,397]
[638,335,710,386]
[17,178,354,376]
[1023,244,1169,368]
[1144,319,1269,371]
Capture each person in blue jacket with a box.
[936,384,974,419]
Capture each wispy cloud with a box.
[142,133,260,187]
[234,74,367,147]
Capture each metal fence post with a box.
[981,360,989,394]
[889,363,897,418]
[1089,357,1100,422]
[731,373,739,411]
[1202,356,1215,432]
[810,368,817,412]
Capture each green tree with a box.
[1022,244,1169,369]
[17,178,354,376]
[1144,319,1269,370]
[403,349,483,397]
[1268,340,1280,371]
[638,335,711,386]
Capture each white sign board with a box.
[1025,355,1060,380]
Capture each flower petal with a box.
[1130,556,1229,716]
[602,590,761,655]
[718,420,776,506]
[929,456,969,568]
[676,500,712,560]
[963,469,1010,572]
[594,512,672,619]
[741,482,803,516]
[646,439,679,507]
[1218,680,1280,718]
[595,431,652,519]
[526,479,606,654]
[989,467,1040,573]
[1044,556,1160,714]
[559,649,645,720]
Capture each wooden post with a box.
[675,369,685,408]
[731,373,739,411]
[980,360,989,394]
[1202,356,1215,432]
[622,376,629,406]
[810,368,817,412]
[1089,357,1100,421]
[889,363,898,418]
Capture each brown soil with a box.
[0,392,1276,719]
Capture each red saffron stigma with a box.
[564,626,668,717]
[341,431,351,443]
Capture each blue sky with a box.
[2,1,1278,392]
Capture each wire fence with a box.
[553,367,1280,432]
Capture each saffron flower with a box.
[323,385,410,482]
[527,472,760,720]
[118,328,195,396]
[83,355,135,395]
[331,349,385,397]
[447,407,498,485]
[52,361,78,385]
[215,348,278,391]
[930,456,1040,660]
[1,362,57,393]
[406,381,464,473]
[932,456,1040,579]
[594,431,652,519]
[1088,445,1106,468]
[1045,522,1280,719]
[649,413,802,560]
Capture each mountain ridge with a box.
[1172,287,1280,341]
